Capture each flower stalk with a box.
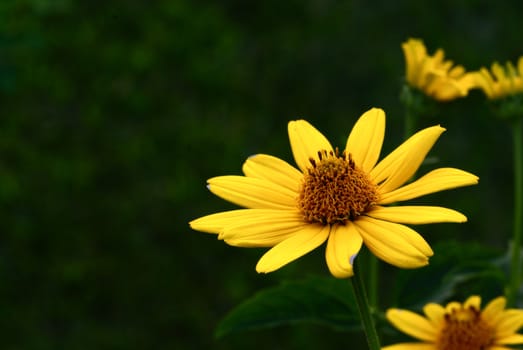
[399,83,436,141]
[400,84,418,140]
[351,259,381,350]
[367,253,378,310]
[472,57,523,306]
[509,116,523,306]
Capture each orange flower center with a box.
[298,149,378,225]
[437,305,495,350]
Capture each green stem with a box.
[509,117,523,306]
[401,84,422,140]
[367,253,378,310]
[404,100,416,140]
[351,260,381,350]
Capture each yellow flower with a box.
[189,108,478,278]
[402,38,476,101]
[384,295,523,350]
[473,57,523,100]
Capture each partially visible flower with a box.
[384,295,523,350]
[402,38,476,101]
[473,57,523,100]
[190,108,478,278]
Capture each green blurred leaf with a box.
[215,276,362,338]
[495,240,523,308]
[392,240,506,309]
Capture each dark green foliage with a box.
[391,240,506,309]
[215,276,361,338]
[215,241,508,342]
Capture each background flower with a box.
[402,38,476,101]
[473,57,523,100]
[384,296,523,350]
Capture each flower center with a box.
[298,149,378,225]
[437,305,495,350]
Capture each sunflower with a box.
[384,295,523,350]
[472,57,523,100]
[402,38,476,101]
[189,108,478,278]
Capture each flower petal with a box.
[386,309,438,342]
[517,56,523,76]
[288,120,333,172]
[373,126,445,193]
[494,310,523,339]
[464,295,481,309]
[402,38,427,87]
[423,303,445,327]
[482,296,507,324]
[358,216,433,256]
[224,233,298,247]
[220,211,306,247]
[190,209,286,234]
[256,224,330,273]
[449,65,465,78]
[369,126,444,186]
[497,334,523,345]
[242,154,303,193]
[325,223,363,278]
[354,217,432,268]
[367,206,467,224]
[430,79,468,101]
[379,168,479,205]
[445,301,461,313]
[345,108,385,173]
[473,68,496,99]
[382,343,436,350]
[208,175,297,209]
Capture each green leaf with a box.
[215,276,362,338]
[392,240,506,310]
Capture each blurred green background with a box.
[1,0,522,348]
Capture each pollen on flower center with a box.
[437,305,495,350]
[298,148,378,225]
